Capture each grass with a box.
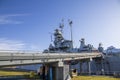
[0,70,40,79]
[0,70,29,76]
[72,76,120,80]
[0,70,120,80]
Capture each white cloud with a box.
[0,38,41,51]
[0,18,22,24]
[0,14,28,24]
[0,38,25,50]
[0,14,29,18]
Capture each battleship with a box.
[42,20,120,76]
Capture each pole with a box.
[69,20,73,49]
[70,25,73,46]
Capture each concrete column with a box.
[63,64,70,80]
[52,66,56,80]
[52,61,70,80]
[101,59,105,75]
[56,67,64,80]
[49,67,52,80]
[87,58,92,75]
[88,61,91,75]
[41,64,51,80]
[47,66,51,80]
[80,62,83,74]
[42,65,46,80]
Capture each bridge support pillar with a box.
[87,61,91,75]
[42,64,50,80]
[87,58,92,75]
[80,62,83,74]
[42,65,45,80]
[52,61,70,80]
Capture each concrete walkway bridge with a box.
[0,50,102,66]
[0,50,103,80]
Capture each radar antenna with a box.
[49,32,53,42]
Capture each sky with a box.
[0,0,120,51]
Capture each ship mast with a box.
[68,19,73,49]
[59,19,64,33]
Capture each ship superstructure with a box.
[43,22,98,53]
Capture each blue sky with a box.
[0,0,120,51]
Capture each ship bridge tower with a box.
[80,38,85,50]
[45,20,74,53]
[54,29,64,48]
[98,43,104,52]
